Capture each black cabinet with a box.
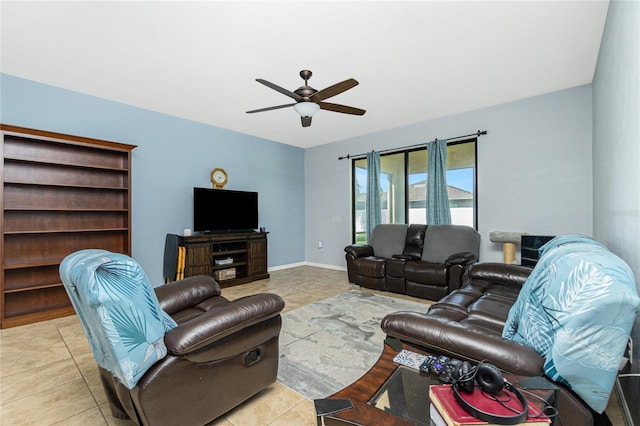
[169,232,269,287]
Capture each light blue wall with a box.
[0,74,599,278]
[593,0,640,365]
[305,85,594,267]
[593,0,640,287]
[0,74,305,284]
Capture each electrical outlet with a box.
[317,240,324,249]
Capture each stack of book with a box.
[429,384,550,426]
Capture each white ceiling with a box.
[0,1,609,149]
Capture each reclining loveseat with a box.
[60,249,285,426]
[381,235,640,426]
[345,224,480,300]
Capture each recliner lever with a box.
[244,348,262,366]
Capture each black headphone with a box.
[451,361,529,425]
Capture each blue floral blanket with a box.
[502,235,640,413]
[60,249,177,389]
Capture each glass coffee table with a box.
[316,340,556,426]
[316,341,437,426]
[368,365,438,425]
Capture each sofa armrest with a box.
[154,275,222,315]
[467,262,531,288]
[344,244,374,258]
[381,311,544,377]
[445,251,477,266]
[163,293,285,355]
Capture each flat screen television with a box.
[193,187,259,233]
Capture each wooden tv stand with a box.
[178,231,269,287]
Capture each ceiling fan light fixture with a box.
[249,71,365,127]
[294,101,320,117]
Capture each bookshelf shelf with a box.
[4,156,129,172]
[4,181,129,191]
[5,282,64,293]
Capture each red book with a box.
[429,384,550,426]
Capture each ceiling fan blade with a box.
[256,79,303,102]
[246,103,296,114]
[319,102,366,116]
[311,79,359,102]
[301,116,312,127]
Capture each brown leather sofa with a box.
[99,275,285,426]
[345,224,480,300]
[381,262,602,426]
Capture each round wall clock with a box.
[210,168,228,189]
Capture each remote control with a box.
[419,354,451,375]
[439,358,463,383]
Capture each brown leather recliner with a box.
[381,262,599,426]
[98,275,285,426]
[345,224,480,300]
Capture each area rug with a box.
[277,290,430,400]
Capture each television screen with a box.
[521,235,555,267]
[193,188,259,233]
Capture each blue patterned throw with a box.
[502,235,640,413]
[60,249,177,389]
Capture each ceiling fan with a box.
[246,70,366,127]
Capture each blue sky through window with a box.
[447,169,473,192]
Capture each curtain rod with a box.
[337,129,487,160]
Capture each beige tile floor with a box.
[0,266,429,426]
[0,265,624,425]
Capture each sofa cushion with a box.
[352,256,386,278]
[369,224,408,258]
[421,224,480,263]
[426,277,520,333]
[404,261,446,285]
[385,258,407,278]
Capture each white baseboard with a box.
[303,262,347,271]
[268,262,347,272]
[268,262,306,272]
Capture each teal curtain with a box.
[365,150,381,241]
[426,139,451,224]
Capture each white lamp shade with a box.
[294,101,320,117]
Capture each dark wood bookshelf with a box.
[1,124,136,328]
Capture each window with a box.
[351,139,477,243]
